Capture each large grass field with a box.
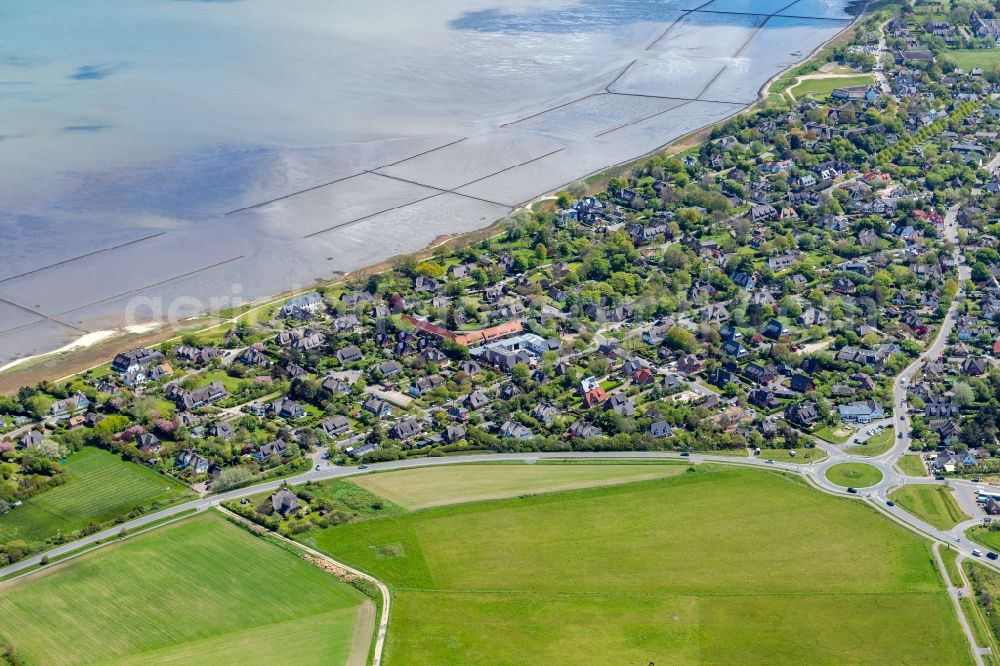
[314,465,969,665]
[889,484,970,530]
[0,447,193,547]
[789,74,875,100]
[944,48,1000,70]
[350,461,687,509]
[0,512,369,665]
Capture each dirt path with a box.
[347,599,376,666]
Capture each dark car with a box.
[989,552,999,561]
[847,487,857,494]
[358,465,368,470]
[886,500,895,507]
[680,452,690,457]
[935,475,945,481]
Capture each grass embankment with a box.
[889,485,970,530]
[940,545,962,587]
[349,462,687,510]
[898,454,927,476]
[968,526,1000,554]
[825,462,884,488]
[757,447,826,463]
[847,428,895,457]
[815,424,852,444]
[0,447,192,548]
[965,561,1000,659]
[313,465,968,664]
[0,512,369,666]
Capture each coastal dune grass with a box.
[889,484,970,530]
[0,447,192,547]
[349,461,686,509]
[314,465,969,665]
[0,512,368,666]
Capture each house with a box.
[832,277,855,293]
[721,340,749,359]
[346,442,381,459]
[748,388,779,409]
[377,361,402,377]
[111,348,165,374]
[532,403,559,425]
[279,292,324,319]
[499,421,534,439]
[362,395,393,417]
[744,363,775,386]
[137,433,161,454]
[797,307,827,327]
[391,418,421,440]
[16,429,43,450]
[270,397,305,420]
[790,374,815,393]
[786,401,819,427]
[767,254,797,272]
[271,487,301,516]
[580,376,608,408]
[677,354,702,375]
[831,85,879,101]
[604,394,635,417]
[336,345,363,364]
[175,449,209,474]
[319,416,350,437]
[207,423,234,440]
[172,344,222,366]
[649,421,673,438]
[165,381,227,410]
[568,420,602,439]
[465,390,490,410]
[253,439,288,462]
[963,357,988,376]
[748,204,777,222]
[274,327,326,352]
[924,396,960,418]
[444,425,467,443]
[837,400,885,424]
[49,392,90,418]
[763,319,789,340]
[321,375,352,395]
[632,368,656,386]
[408,374,445,396]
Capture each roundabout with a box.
[825,463,884,489]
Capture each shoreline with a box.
[0,8,867,394]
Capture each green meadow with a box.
[0,512,369,665]
[0,447,192,548]
[314,465,969,665]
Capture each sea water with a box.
[0,0,852,363]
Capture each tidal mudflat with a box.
[0,0,854,364]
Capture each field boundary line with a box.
[220,507,390,666]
